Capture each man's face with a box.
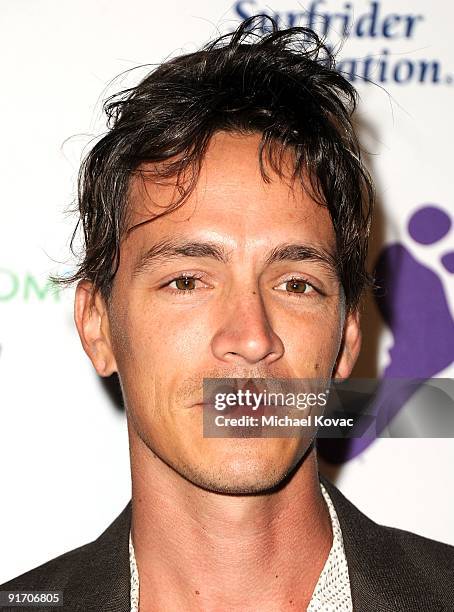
[84,132,360,494]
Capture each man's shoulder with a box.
[379,518,454,565]
[0,538,97,591]
[0,502,132,612]
[322,474,454,553]
[322,475,454,610]
[374,516,454,594]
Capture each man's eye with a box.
[167,276,202,291]
[275,278,315,295]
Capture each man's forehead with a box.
[127,184,318,227]
[124,188,335,260]
[127,132,321,220]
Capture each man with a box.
[2,16,453,612]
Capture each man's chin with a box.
[172,447,305,496]
[181,473,288,496]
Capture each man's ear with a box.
[74,280,118,377]
[333,308,361,380]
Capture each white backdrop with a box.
[0,0,453,583]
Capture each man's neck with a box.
[129,434,332,611]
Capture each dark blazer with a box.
[1,477,453,611]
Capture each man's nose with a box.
[210,288,285,366]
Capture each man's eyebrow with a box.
[133,238,338,278]
[264,243,338,277]
[132,239,229,276]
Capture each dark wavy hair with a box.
[53,15,374,311]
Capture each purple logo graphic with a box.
[319,204,454,463]
[376,204,454,379]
